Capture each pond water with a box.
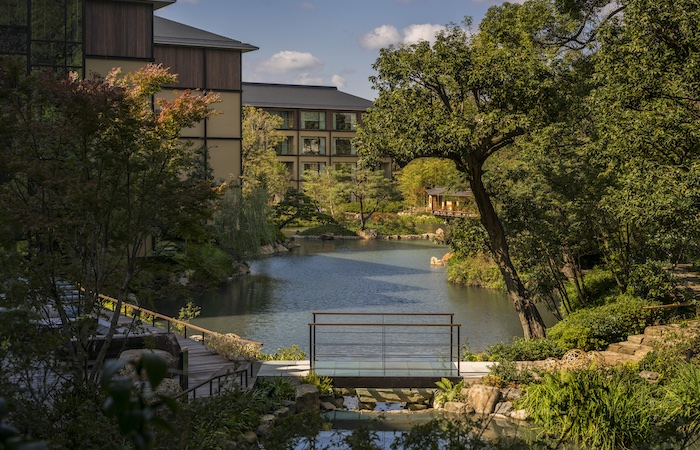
[157,238,556,353]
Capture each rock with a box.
[118,348,179,381]
[501,387,524,401]
[358,229,378,240]
[295,384,320,412]
[259,244,275,255]
[240,431,258,444]
[408,404,428,411]
[321,401,336,411]
[231,261,250,276]
[155,377,182,397]
[153,333,182,359]
[443,401,471,414]
[178,269,195,286]
[493,401,513,416]
[442,252,453,263]
[435,228,445,241]
[510,409,529,421]
[259,414,276,428]
[282,400,297,415]
[273,407,290,418]
[430,256,444,266]
[274,243,290,253]
[640,370,660,383]
[466,384,501,415]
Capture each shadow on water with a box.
[156,239,557,353]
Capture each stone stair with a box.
[598,321,700,366]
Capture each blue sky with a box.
[156,0,522,100]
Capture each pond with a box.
[157,238,556,353]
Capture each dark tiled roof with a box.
[153,16,258,52]
[242,82,373,110]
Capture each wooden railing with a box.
[96,292,262,348]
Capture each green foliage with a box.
[488,360,540,387]
[521,366,657,450]
[564,267,619,310]
[396,158,465,209]
[628,261,689,304]
[101,355,177,450]
[204,333,262,361]
[548,294,652,351]
[447,217,492,258]
[298,223,357,237]
[173,302,201,335]
[656,362,700,447]
[272,189,333,229]
[446,254,505,290]
[253,377,297,404]
[182,242,234,285]
[301,371,334,396]
[433,377,466,407]
[212,185,279,259]
[259,344,307,361]
[483,337,565,362]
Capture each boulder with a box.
[358,229,378,240]
[321,401,337,411]
[509,409,529,421]
[240,431,258,445]
[435,228,445,241]
[639,370,660,383]
[493,401,513,417]
[118,348,179,381]
[501,387,524,401]
[443,401,472,414]
[273,406,291,418]
[155,377,182,397]
[430,256,444,266]
[295,384,320,412]
[466,384,501,415]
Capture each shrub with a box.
[433,377,466,407]
[446,254,505,290]
[301,371,333,396]
[628,261,691,304]
[548,294,652,351]
[298,223,357,237]
[565,267,619,309]
[260,344,307,361]
[483,337,565,362]
[253,377,297,404]
[204,333,262,361]
[521,366,657,450]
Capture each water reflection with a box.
[158,239,556,353]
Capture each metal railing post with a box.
[179,347,189,391]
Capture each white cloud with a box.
[300,2,315,10]
[258,51,323,74]
[360,23,446,50]
[359,25,401,50]
[402,23,445,45]
[297,73,324,85]
[331,74,347,89]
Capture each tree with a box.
[336,165,394,230]
[271,189,331,229]
[355,4,563,338]
[0,58,218,384]
[241,105,290,201]
[301,167,343,219]
[396,158,465,209]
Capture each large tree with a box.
[0,59,218,383]
[355,3,565,338]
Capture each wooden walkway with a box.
[110,311,258,397]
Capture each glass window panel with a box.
[66,0,81,42]
[31,0,65,41]
[0,0,27,26]
[30,40,65,66]
[301,111,325,130]
[270,110,293,129]
[0,26,27,54]
[275,136,294,155]
[302,137,326,155]
[302,162,326,174]
[333,138,356,156]
[333,112,357,131]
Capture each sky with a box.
[155,0,523,101]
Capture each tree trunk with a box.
[468,161,547,339]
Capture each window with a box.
[283,162,295,177]
[332,137,356,156]
[333,112,357,131]
[302,137,326,155]
[302,162,326,175]
[275,136,294,155]
[270,110,293,129]
[301,111,326,130]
